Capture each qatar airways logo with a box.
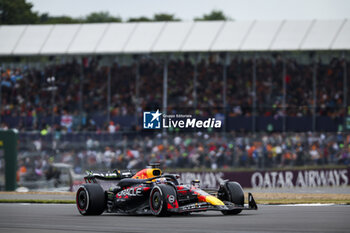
[143,110,222,129]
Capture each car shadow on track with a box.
[74,212,259,218]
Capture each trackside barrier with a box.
[177,167,350,189]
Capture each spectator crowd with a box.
[18,132,350,178]
[0,54,348,132]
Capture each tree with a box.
[127,16,152,22]
[153,13,180,22]
[0,0,39,24]
[85,12,121,23]
[39,13,80,24]
[194,10,229,21]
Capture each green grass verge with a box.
[256,199,350,205]
[0,199,75,204]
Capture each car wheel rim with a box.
[78,190,87,210]
[152,191,161,211]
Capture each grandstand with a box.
[0,20,349,131]
[0,19,349,179]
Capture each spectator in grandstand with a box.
[108,121,116,133]
[337,145,350,165]
[60,110,73,132]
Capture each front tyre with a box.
[149,184,177,217]
[76,184,105,215]
[219,181,244,215]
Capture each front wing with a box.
[169,193,258,213]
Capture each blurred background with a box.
[0,0,349,191]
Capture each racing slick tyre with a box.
[219,181,244,215]
[76,184,106,215]
[149,184,177,217]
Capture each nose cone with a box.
[205,195,225,206]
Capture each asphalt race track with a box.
[0,204,349,233]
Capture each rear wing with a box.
[84,170,133,183]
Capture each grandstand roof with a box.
[0,19,349,56]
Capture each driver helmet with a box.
[191,179,200,188]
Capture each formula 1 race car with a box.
[76,164,257,216]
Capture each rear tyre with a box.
[219,181,244,215]
[76,184,105,215]
[149,184,176,217]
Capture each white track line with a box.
[276,203,336,206]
